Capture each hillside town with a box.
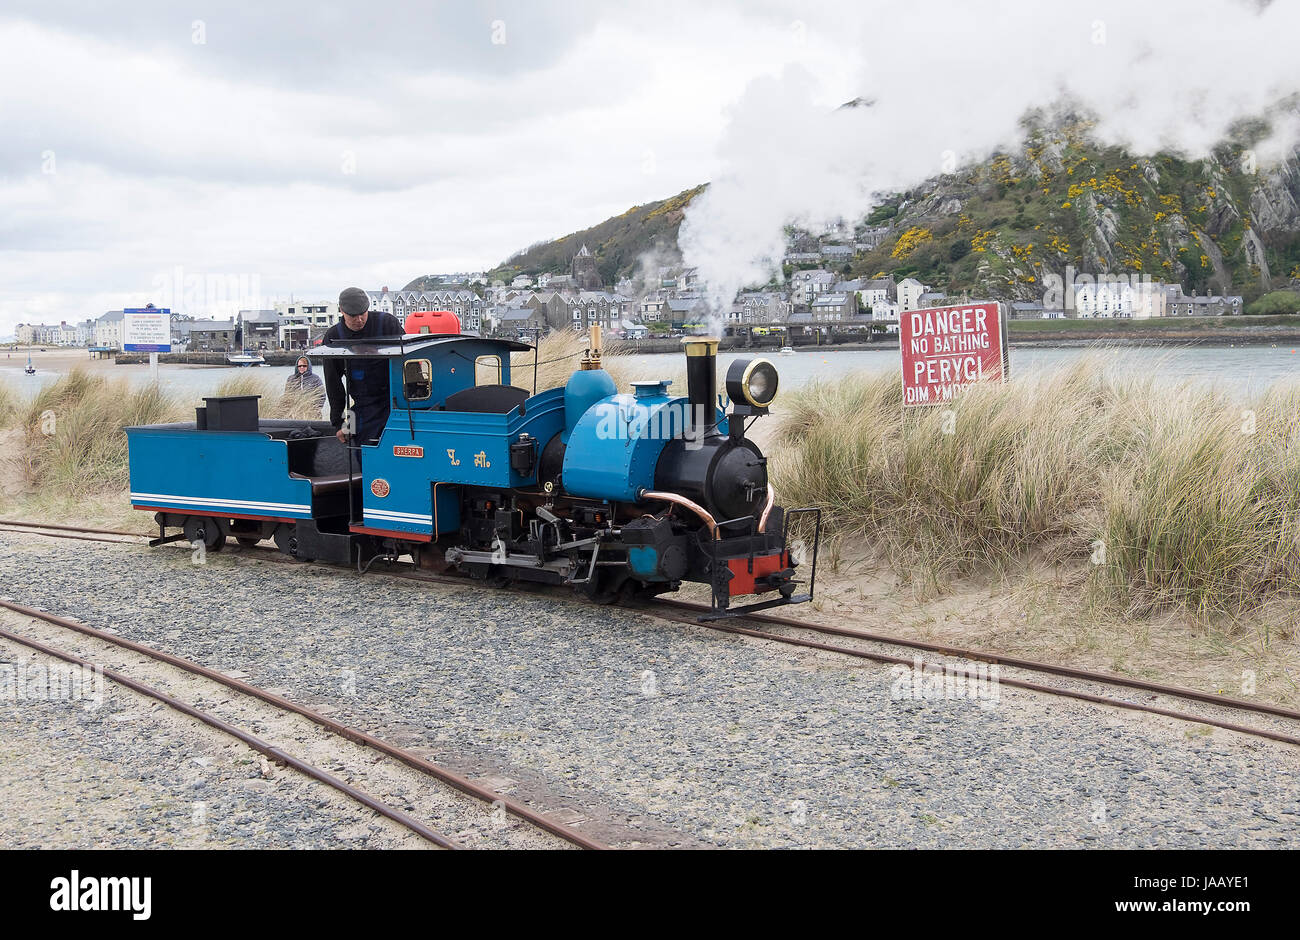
[12,237,1253,352]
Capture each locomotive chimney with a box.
[580,323,603,370]
[682,336,719,434]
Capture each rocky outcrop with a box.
[1196,232,1232,294]
[1249,151,1300,232]
[1241,227,1273,289]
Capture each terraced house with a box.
[810,291,859,321]
[1072,280,1171,318]
[791,269,836,306]
[738,291,793,323]
[367,287,485,331]
[570,290,632,331]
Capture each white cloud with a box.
[3,0,1297,337]
[0,3,822,332]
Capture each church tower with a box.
[571,243,602,290]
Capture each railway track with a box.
[5,516,1300,752]
[0,589,606,850]
[0,617,458,849]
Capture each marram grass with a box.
[19,370,190,495]
[13,356,1297,616]
[0,380,18,428]
[509,329,683,393]
[771,356,1300,616]
[15,368,323,497]
[211,372,326,420]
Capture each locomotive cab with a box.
[306,329,561,545]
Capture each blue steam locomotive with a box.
[125,317,818,618]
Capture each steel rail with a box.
[642,606,1300,749]
[0,518,143,537]
[11,519,1300,749]
[0,598,606,850]
[657,599,1300,722]
[0,526,139,545]
[0,622,458,849]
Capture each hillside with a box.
[482,185,706,287]
[406,115,1300,302]
[848,116,1300,303]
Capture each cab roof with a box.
[305,333,532,359]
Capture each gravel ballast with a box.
[2,530,1298,848]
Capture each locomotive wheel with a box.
[273,523,306,560]
[236,536,261,548]
[183,516,225,552]
[577,569,622,605]
[616,581,647,607]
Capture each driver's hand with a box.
[335,428,349,444]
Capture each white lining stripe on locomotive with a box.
[363,508,433,524]
[130,492,311,513]
[363,507,433,520]
[130,492,312,515]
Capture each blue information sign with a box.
[123,308,172,352]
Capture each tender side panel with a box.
[126,426,315,521]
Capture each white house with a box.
[94,310,125,348]
[1073,279,1170,319]
[897,278,931,312]
[856,276,895,314]
[276,300,340,347]
[871,300,901,332]
[640,296,666,321]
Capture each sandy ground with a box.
[1,346,139,374]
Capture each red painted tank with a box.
[405,310,460,335]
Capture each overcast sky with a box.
[2,1,1293,337]
[0,0,869,334]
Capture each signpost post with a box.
[899,301,1008,408]
[123,308,172,383]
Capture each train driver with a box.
[322,287,405,449]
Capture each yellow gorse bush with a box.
[891,227,934,259]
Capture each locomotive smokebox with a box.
[683,337,719,433]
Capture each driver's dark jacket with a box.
[321,312,405,444]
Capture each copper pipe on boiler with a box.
[638,489,719,540]
[757,484,775,534]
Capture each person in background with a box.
[321,287,405,447]
[284,356,325,409]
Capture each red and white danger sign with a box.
[899,302,1008,407]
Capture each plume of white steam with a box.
[679,0,1300,314]
[628,240,683,303]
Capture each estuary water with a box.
[621,343,1300,398]
[4,342,1300,401]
